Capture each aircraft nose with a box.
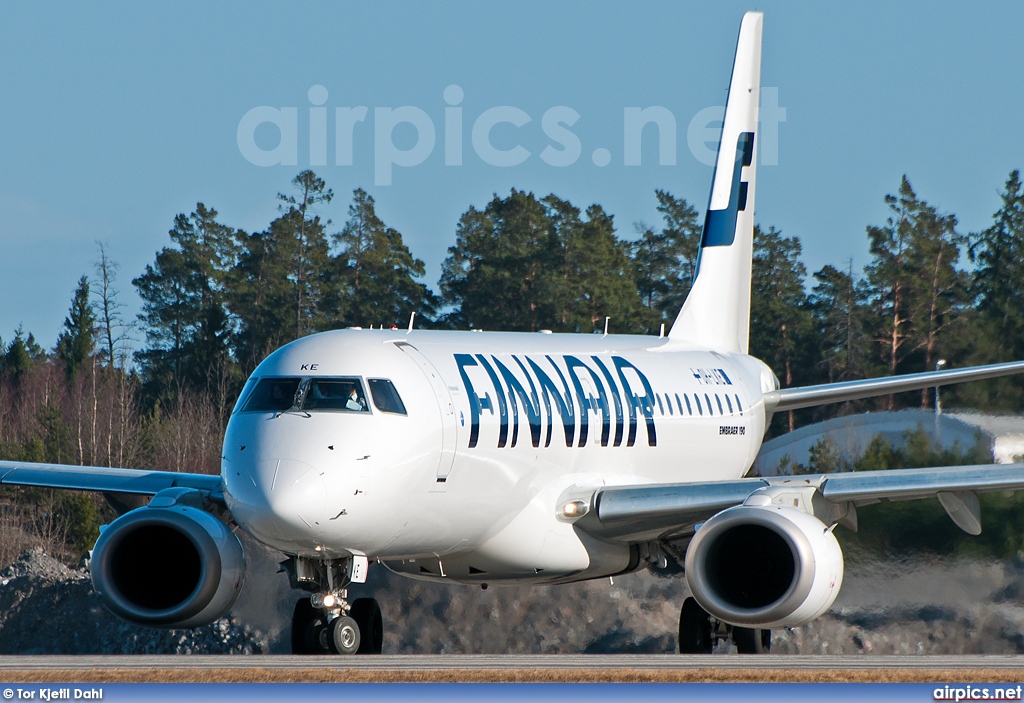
[232,457,327,546]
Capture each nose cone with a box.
[227,457,327,550]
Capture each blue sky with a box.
[2,1,1022,349]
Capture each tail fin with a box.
[668,12,762,353]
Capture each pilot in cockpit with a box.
[346,388,367,411]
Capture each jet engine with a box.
[684,503,843,628]
[90,490,245,629]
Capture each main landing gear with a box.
[677,597,772,654]
[285,555,383,655]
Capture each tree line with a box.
[1,167,1024,565]
[3,167,1023,437]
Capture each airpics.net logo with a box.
[237,84,786,186]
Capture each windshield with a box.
[302,378,370,412]
[242,378,301,412]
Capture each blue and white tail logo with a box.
[702,131,755,249]
[669,12,762,354]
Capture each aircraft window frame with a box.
[367,378,408,416]
[232,376,260,414]
[302,378,371,413]
[241,377,302,413]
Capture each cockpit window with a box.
[302,378,369,412]
[368,379,407,415]
[242,378,301,412]
[232,376,259,414]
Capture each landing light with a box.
[560,500,589,519]
[311,592,337,609]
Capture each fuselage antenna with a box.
[603,317,610,337]
[407,311,417,333]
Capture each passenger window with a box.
[303,378,370,412]
[666,394,674,415]
[675,393,684,415]
[716,395,724,415]
[705,394,714,416]
[725,395,734,414]
[683,394,692,415]
[735,394,744,415]
[368,379,408,415]
[242,378,300,412]
[693,394,702,416]
[656,394,664,415]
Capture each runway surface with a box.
[2,655,1024,682]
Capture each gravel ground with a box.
[3,543,1024,655]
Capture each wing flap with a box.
[0,462,223,502]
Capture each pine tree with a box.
[545,197,648,333]
[440,190,555,331]
[629,190,701,326]
[329,188,437,329]
[809,263,875,385]
[55,276,96,378]
[962,170,1024,408]
[749,225,813,431]
[277,170,333,338]
[3,326,35,379]
[133,203,239,407]
[864,176,968,409]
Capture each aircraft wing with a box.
[579,463,1024,543]
[765,360,1024,412]
[0,461,224,503]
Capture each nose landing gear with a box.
[285,554,383,655]
[677,597,772,654]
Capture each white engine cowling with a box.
[91,496,245,629]
[684,504,844,628]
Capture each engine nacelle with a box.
[684,504,843,628]
[91,493,245,629]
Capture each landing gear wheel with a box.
[291,598,332,654]
[291,598,326,654]
[734,627,771,654]
[678,597,714,654]
[350,598,383,654]
[329,615,361,655]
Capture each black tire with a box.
[678,597,714,654]
[292,597,333,654]
[350,598,383,655]
[329,615,361,655]
[734,627,771,654]
[291,598,317,654]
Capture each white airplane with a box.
[4,11,1024,656]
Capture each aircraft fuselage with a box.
[222,328,775,585]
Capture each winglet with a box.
[668,12,762,353]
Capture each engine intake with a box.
[684,504,843,628]
[91,497,245,629]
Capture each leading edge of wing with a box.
[581,463,1024,543]
[764,360,1024,413]
[0,461,223,502]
